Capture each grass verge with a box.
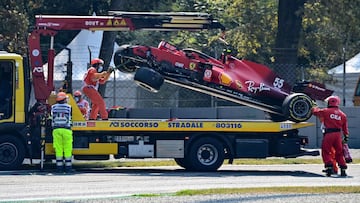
[132,186,360,198]
[174,186,360,196]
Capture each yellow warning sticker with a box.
[106,19,112,26]
[120,19,127,26]
[113,20,120,26]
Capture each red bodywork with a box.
[126,41,294,104]
[114,40,334,122]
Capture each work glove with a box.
[343,135,349,143]
[107,66,115,73]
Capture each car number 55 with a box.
[273,77,284,89]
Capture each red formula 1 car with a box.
[113,40,333,122]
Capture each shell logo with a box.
[219,73,232,86]
[203,69,212,82]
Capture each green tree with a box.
[273,0,305,84]
[298,0,360,83]
[0,0,43,54]
[171,0,277,63]
[224,0,278,64]
[302,0,360,68]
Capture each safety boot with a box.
[65,166,75,174]
[325,166,333,177]
[322,168,336,175]
[56,165,64,174]
[340,169,347,177]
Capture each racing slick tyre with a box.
[283,93,313,122]
[0,135,25,170]
[134,67,164,93]
[187,137,224,172]
[113,45,138,73]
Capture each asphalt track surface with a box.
[0,164,359,202]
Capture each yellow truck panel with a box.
[72,119,314,133]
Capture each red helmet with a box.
[56,92,67,102]
[325,95,340,107]
[91,58,104,66]
[74,90,82,97]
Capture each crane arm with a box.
[28,11,225,103]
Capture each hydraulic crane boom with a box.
[27,11,225,103]
[34,12,225,31]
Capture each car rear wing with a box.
[292,81,334,101]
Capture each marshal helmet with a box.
[56,92,68,102]
[91,58,104,66]
[74,90,82,97]
[325,95,340,107]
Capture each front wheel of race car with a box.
[283,93,313,122]
[113,45,138,73]
[134,67,164,93]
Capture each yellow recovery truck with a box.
[0,12,317,171]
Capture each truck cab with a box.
[0,52,26,121]
[0,51,31,170]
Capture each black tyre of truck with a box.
[174,158,193,170]
[134,67,164,93]
[188,137,224,171]
[283,93,313,122]
[0,135,25,170]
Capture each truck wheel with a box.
[283,93,313,122]
[174,158,193,170]
[134,67,164,93]
[0,135,25,170]
[188,137,224,171]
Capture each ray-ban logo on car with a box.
[245,80,270,93]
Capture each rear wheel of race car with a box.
[283,93,313,122]
[134,67,164,93]
[187,137,224,172]
[0,135,25,170]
